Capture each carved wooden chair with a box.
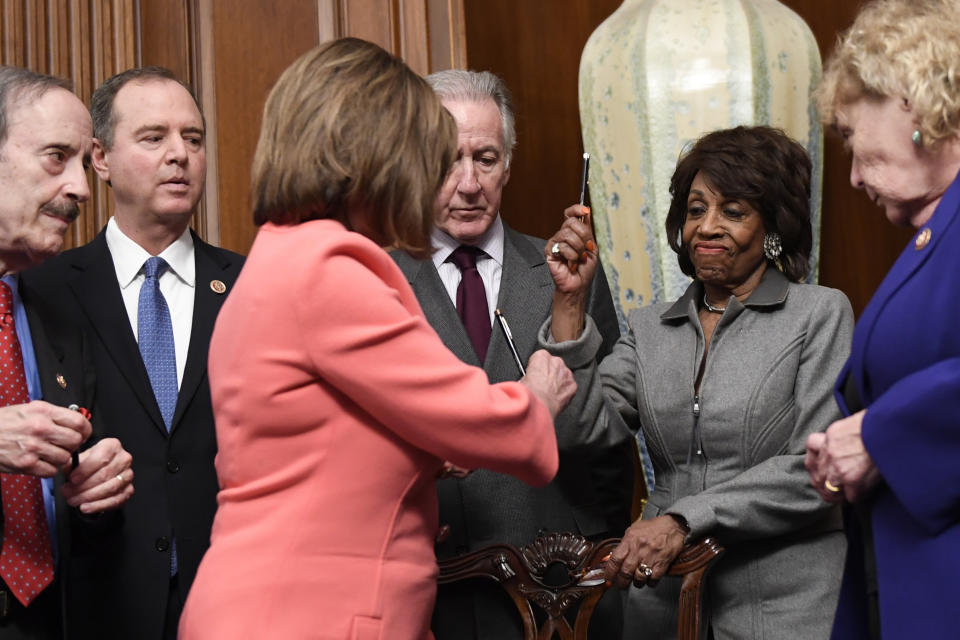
[437,531,724,640]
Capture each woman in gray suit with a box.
[543,126,852,639]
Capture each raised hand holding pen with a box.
[545,204,598,342]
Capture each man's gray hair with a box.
[426,69,516,166]
[0,66,71,148]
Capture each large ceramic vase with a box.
[580,0,822,326]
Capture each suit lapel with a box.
[490,225,553,381]
[170,235,235,432]
[66,232,168,434]
[850,174,960,402]
[393,249,481,367]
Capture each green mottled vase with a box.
[580,0,822,326]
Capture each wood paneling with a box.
[199,0,467,254]
[204,0,319,253]
[462,0,623,242]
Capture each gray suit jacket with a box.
[545,268,852,639]
[391,222,629,640]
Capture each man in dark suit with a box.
[23,67,243,640]
[391,70,633,640]
[0,66,133,640]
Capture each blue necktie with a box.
[137,257,178,575]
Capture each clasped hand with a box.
[0,400,133,514]
[603,515,688,589]
[805,409,881,504]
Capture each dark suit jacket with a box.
[0,278,97,640]
[391,223,630,640]
[22,229,243,640]
[830,171,960,640]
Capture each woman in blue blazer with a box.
[806,1,960,638]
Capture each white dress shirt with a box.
[432,215,504,325]
[105,217,194,388]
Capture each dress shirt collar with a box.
[431,214,504,269]
[105,216,195,289]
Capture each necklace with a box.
[702,294,726,313]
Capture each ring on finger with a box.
[824,479,842,493]
[637,563,653,579]
[116,473,124,486]
[551,242,561,256]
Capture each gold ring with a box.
[116,474,124,485]
[637,563,653,578]
[824,479,841,493]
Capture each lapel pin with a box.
[915,227,932,250]
[210,280,227,294]
[56,373,67,389]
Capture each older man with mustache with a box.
[23,67,243,640]
[0,65,133,640]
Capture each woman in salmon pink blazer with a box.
[178,38,575,640]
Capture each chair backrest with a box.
[437,531,724,640]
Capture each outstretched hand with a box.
[521,350,577,418]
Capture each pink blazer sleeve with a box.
[291,230,558,486]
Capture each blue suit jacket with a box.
[832,171,960,639]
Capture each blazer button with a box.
[166,460,180,473]
[155,536,170,552]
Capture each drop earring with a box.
[912,130,922,146]
[763,233,782,260]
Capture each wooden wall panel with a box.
[205,0,320,254]
[201,0,467,254]
[462,0,623,242]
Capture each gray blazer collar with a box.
[661,267,790,321]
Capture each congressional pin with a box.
[915,227,932,250]
[210,280,227,294]
[56,373,67,389]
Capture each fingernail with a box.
[580,251,588,261]
[582,206,591,215]
[587,240,597,253]
[571,262,579,274]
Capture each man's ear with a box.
[502,163,511,188]
[90,138,111,185]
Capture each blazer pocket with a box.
[349,615,382,640]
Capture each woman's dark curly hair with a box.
[664,125,813,282]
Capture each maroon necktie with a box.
[449,246,492,363]
[0,282,54,606]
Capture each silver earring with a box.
[912,130,922,146]
[763,233,782,260]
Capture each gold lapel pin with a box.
[915,227,932,250]
[56,373,67,389]
[210,280,227,294]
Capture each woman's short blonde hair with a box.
[251,38,457,258]
[816,0,960,147]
